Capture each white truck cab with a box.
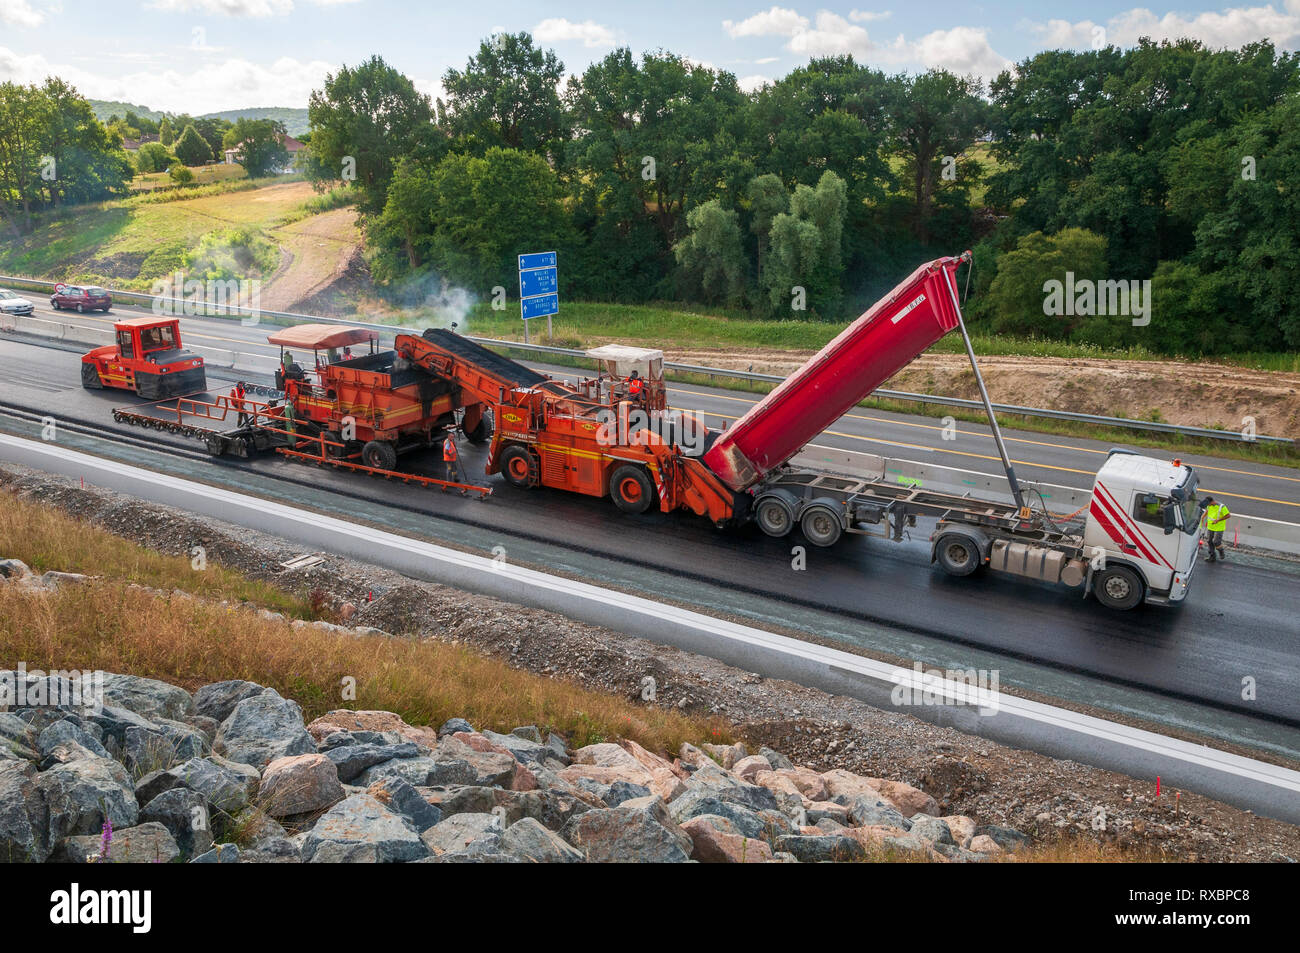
[1083,449,1202,608]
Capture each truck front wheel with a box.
[1093,566,1144,610]
[610,465,655,515]
[935,534,982,576]
[500,445,538,488]
[81,363,103,389]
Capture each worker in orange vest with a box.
[442,429,460,484]
[626,369,645,402]
[230,381,248,426]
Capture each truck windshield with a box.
[139,325,177,351]
[1180,479,1200,535]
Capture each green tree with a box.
[222,118,289,177]
[169,162,194,185]
[158,116,175,146]
[983,228,1108,338]
[173,124,212,165]
[306,55,440,215]
[135,141,173,174]
[439,32,568,161]
[674,200,746,306]
[745,173,788,291]
[761,171,848,317]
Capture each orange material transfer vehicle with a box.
[265,323,489,472]
[81,316,207,398]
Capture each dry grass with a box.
[0,580,728,756]
[998,835,1174,863]
[0,491,310,616]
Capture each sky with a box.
[2,0,1300,114]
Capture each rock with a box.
[941,815,978,848]
[85,704,157,746]
[353,756,445,788]
[881,833,936,858]
[776,767,829,801]
[134,768,184,807]
[731,755,772,782]
[139,788,213,859]
[511,726,543,743]
[302,794,429,863]
[191,844,241,863]
[35,757,138,844]
[618,739,688,801]
[500,817,583,863]
[59,822,179,864]
[100,673,193,721]
[562,796,692,863]
[215,689,316,769]
[166,758,256,829]
[805,801,851,825]
[759,746,794,770]
[775,833,867,862]
[815,817,845,833]
[259,754,345,817]
[908,814,956,846]
[753,770,802,798]
[969,834,1004,854]
[821,768,885,801]
[667,789,770,840]
[365,776,442,833]
[437,717,473,738]
[122,721,207,774]
[0,761,49,862]
[681,817,775,863]
[974,824,1028,849]
[306,710,438,748]
[431,737,517,787]
[323,741,419,783]
[37,720,110,762]
[702,742,747,769]
[421,812,504,857]
[874,779,939,817]
[544,733,568,763]
[39,571,90,589]
[0,712,39,761]
[194,680,266,723]
[421,786,592,832]
[605,781,653,807]
[847,795,912,831]
[681,762,779,813]
[481,729,550,765]
[0,558,32,579]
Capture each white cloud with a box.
[723,6,809,38]
[848,9,892,22]
[532,17,616,48]
[0,0,44,27]
[754,56,780,64]
[1030,5,1300,52]
[0,46,337,114]
[737,73,774,92]
[787,11,874,57]
[145,0,360,17]
[911,26,1012,77]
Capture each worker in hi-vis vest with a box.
[1203,496,1231,562]
[442,430,460,484]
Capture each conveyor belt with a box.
[421,328,547,388]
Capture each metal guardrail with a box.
[2,273,1292,446]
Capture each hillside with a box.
[88,99,167,123]
[200,107,310,136]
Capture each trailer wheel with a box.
[755,495,794,537]
[1093,566,1144,611]
[463,409,493,445]
[80,363,103,389]
[935,534,982,576]
[800,505,842,547]
[500,445,538,488]
[362,440,397,472]
[610,465,655,515]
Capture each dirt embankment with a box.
[664,347,1300,438]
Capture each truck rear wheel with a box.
[800,506,842,547]
[935,534,982,576]
[500,445,538,488]
[80,363,103,389]
[362,440,397,472]
[463,409,493,445]
[610,465,655,515]
[755,495,794,537]
[1093,566,1144,610]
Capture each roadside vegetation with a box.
[0,490,727,751]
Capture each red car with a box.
[51,284,112,313]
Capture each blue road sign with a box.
[522,293,559,320]
[518,251,557,271]
[520,266,558,297]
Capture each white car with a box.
[0,290,35,316]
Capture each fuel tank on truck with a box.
[702,255,968,492]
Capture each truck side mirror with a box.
[1163,505,1178,535]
